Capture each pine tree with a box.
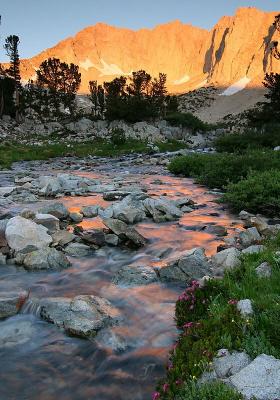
[4,35,21,86]
[4,35,21,121]
[37,58,81,114]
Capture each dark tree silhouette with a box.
[4,35,21,86]
[37,58,81,113]
[263,14,280,113]
[4,35,21,121]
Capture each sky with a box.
[0,0,278,62]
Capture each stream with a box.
[0,156,241,400]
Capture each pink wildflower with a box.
[183,322,194,329]
[152,392,160,400]
[228,299,238,305]
[163,383,169,393]
[167,361,173,370]
[176,379,183,386]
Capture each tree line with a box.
[1,14,280,124]
[0,33,177,123]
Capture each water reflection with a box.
[0,168,241,400]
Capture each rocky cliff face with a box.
[7,7,280,93]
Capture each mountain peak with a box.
[10,7,280,93]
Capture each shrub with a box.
[168,150,280,189]
[215,128,280,153]
[165,112,209,132]
[110,128,126,146]
[222,169,280,216]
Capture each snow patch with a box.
[195,79,208,89]
[93,59,132,77]
[220,76,251,96]
[80,58,95,71]
[173,75,190,85]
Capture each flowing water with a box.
[0,158,241,400]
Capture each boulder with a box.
[112,265,158,286]
[103,218,147,248]
[228,354,280,400]
[39,202,69,220]
[38,176,62,197]
[0,254,7,264]
[34,213,60,233]
[5,216,52,253]
[39,295,121,338]
[211,248,241,270]
[157,247,211,283]
[105,234,119,246]
[242,245,265,255]
[213,349,251,378]
[69,212,83,223]
[23,248,70,271]
[64,243,91,257]
[0,290,28,318]
[143,197,183,222]
[51,230,76,246]
[204,225,227,236]
[0,219,8,247]
[81,205,100,218]
[255,262,272,278]
[0,319,35,348]
[79,230,106,247]
[239,227,261,247]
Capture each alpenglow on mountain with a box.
[13,7,280,93]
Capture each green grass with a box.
[155,235,280,399]
[0,139,187,169]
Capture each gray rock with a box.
[23,247,70,271]
[255,262,272,278]
[64,243,91,257]
[105,234,119,246]
[5,216,52,253]
[20,209,36,219]
[69,212,83,223]
[0,219,8,247]
[0,290,28,318]
[81,205,100,218]
[103,218,147,248]
[0,254,7,264]
[51,230,76,246]
[157,247,211,283]
[143,197,183,222]
[95,329,129,353]
[0,319,34,348]
[211,248,241,270]
[242,245,265,255]
[80,230,106,247]
[213,350,251,378]
[239,227,261,247]
[112,265,158,286]
[204,225,227,236]
[38,202,69,220]
[237,299,253,316]
[39,295,121,338]
[174,197,195,208]
[228,354,280,400]
[34,213,60,233]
